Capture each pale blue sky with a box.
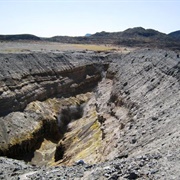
[0,0,179,37]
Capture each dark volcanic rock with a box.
[0,34,40,41]
[168,30,180,40]
[46,27,180,50]
[2,27,180,50]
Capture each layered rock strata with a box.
[0,52,109,116]
[0,49,180,179]
[0,51,110,161]
[107,49,180,178]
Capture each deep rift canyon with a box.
[0,44,180,179]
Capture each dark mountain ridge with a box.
[168,30,180,40]
[41,27,180,50]
[1,27,180,50]
[0,34,40,41]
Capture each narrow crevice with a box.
[54,143,65,162]
[0,66,114,166]
[53,104,85,162]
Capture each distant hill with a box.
[45,27,180,50]
[0,34,41,41]
[168,30,180,40]
[85,33,92,37]
[1,28,180,50]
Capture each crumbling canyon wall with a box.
[0,49,180,179]
[0,51,110,159]
[0,52,110,115]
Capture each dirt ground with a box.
[0,41,136,53]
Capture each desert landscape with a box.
[0,27,180,179]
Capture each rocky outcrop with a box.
[106,48,180,178]
[0,48,180,179]
[53,78,118,166]
[2,92,93,161]
[0,51,111,162]
[0,52,109,116]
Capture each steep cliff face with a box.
[0,51,112,164]
[0,49,180,179]
[107,49,180,177]
[0,92,92,164]
[0,52,109,116]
